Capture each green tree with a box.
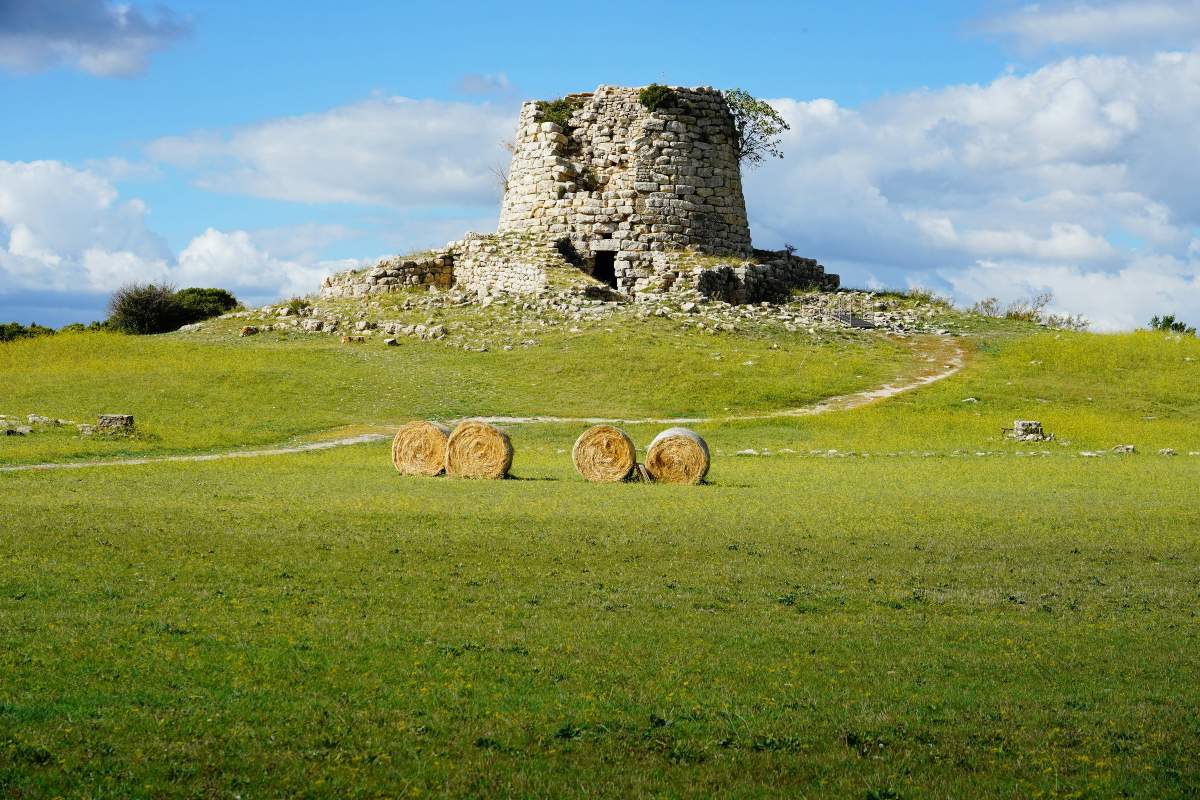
[0,322,56,342]
[1150,314,1196,335]
[107,283,186,334]
[723,89,791,167]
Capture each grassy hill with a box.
[1,309,1198,798]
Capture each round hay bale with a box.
[572,425,637,482]
[391,421,451,476]
[645,427,710,485]
[446,420,513,479]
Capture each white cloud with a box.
[745,51,1200,329]
[0,0,191,77]
[943,254,1200,331]
[147,96,517,208]
[0,160,171,292]
[0,161,361,313]
[176,229,356,302]
[978,1,1200,53]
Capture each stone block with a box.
[97,414,134,433]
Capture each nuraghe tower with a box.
[498,85,753,292]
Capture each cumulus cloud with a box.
[745,51,1200,330]
[147,96,517,207]
[0,161,360,322]
[0,0,191,77]
[978,1,1200,53]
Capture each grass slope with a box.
[0,324,914,465]
[2,322,1199,798]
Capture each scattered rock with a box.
[961,397,979,404]
[1112,444,1136,454]
[735,449,760,456]
[239,326,258,337]
[1010,420,1052,441]
[97,414,135,433]
[77,424,95,436]
[1158,448,1177,456]
[383,338,398,346]
[27,414,54,425]
[4,426,31,436]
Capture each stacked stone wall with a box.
[643,250,839,304]
[448,232,563,295]
[321,252,452,298]
[498,85,752,293]
[319,232,584,300]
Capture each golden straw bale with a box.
[391,421,451,476]
[572,425,637,482]
[645,427,710,484]
[445,420,513,479]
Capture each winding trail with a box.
[1,339,965,474]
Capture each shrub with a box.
[969,292,1088,331]
[106,284,239,334]
[1150,314,1196,335]
[0,322,56,342]
[176,287,239,324]
[638,84,677,113]
[286,297,312,315]
[58,321,109,334]
[575,167,600,192]
[107,283,186,335]
[535,96,585,130]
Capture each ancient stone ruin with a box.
[321,85,837,303]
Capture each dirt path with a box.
[1,339,965,474]
[479,338,965,425]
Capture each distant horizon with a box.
[2,0,1199,330]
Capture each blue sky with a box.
[2,0,1199,328]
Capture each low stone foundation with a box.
[635,249,838,302]
[320,233,580,300]
[447,232,564,296]
[320,232,838,306]
[321,252,453,298]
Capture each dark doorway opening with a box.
[592,251,617,288]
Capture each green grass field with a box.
[2,318,1198,798]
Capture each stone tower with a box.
[497,85,753,292]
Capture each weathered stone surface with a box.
[1013,420,1045,439]
[97,414,134,433]
[498,86,752,293]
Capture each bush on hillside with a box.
[107,283,185,334]
[176,287,240,324]
[1150,314,1196,335]
[970,292,1089,331]
[58,321,110,334]
[106,284,240,334]
[0,322,56,342]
